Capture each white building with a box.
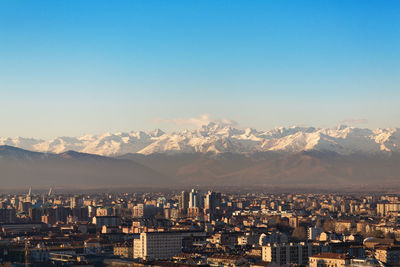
[133,231,206,260]
[134,232,183,260]
[189,189,199,209]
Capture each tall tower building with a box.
[188,189,201,218]
[48,187,53,197]
[26,187,32,203]
[205,191,217,213]
[70,195,80,209]
[189,189,199,209]
[179,191,189,213]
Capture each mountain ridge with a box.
[1,124,399,157]
[1,145,400,188]
[0,145,169,188]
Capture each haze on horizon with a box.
[1,1,399,139]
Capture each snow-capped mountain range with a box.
[1,123,399,156]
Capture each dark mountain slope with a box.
[0,146,168,188]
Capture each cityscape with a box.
[0,188,400,266]
[1,0,400,266]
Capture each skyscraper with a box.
[26,187,32,203]
[189,189,199,209]
[188,189,202,218]
[70,195,80,209]
[205,191,217,213]
[179,191,189,214]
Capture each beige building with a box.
[334,220,354,233]
[113,241,133,258]
[309,253,350,267]
[377,202,400,216]
[375,246,400,265]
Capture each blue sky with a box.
[1,0,399,138]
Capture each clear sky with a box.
[1,0,399,138]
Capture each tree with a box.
[369,230,384,238]
[315,219,323,228]
[292,226,307,241]
[323,219,335,232]
[385,232,395,240]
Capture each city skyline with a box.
[1,1,399,138]
[0,187,400,266]
[1,2,400,266]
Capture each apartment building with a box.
[309,253,350,267]
[134,232,183,260]
[262,242,323,265]
[133,231,206,260]
[375,246,400,266]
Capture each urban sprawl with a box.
[1,188,400,266]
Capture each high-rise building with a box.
[132,204,157,218]
[70,195,80,209]
[26,187,32,203]
[29,207,42,223]
[18,202,31,213]
[188,189,202,218]
[55,206,69,223]
[377,202,400,216]
[205,191,217,213]
[179,191,189,214]
[0,208,16,223]
[72,207,89,222]
[96,207,114,217]
[189,189,199,209]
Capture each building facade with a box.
[309,253,350,267]
[262,242,323,266]
[133,232,183,260]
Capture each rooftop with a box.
[310,253,350,260]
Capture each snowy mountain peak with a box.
[1,125,399,156]
[151,128,165,137]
